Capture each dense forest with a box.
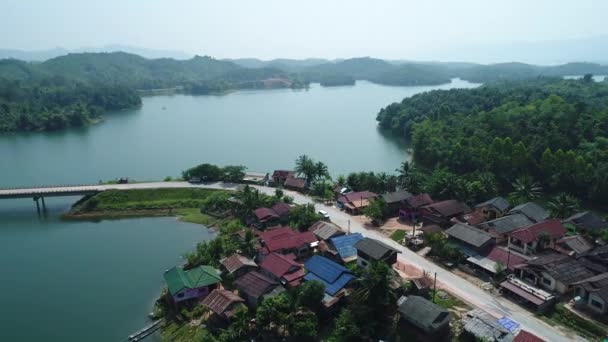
[377,77,608,205]
[0,76,140,132]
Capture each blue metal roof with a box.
[304,255,355,295]
[497,316,520,333]
[330,233,363,259]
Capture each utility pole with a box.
[348,219,351,235]
[432,272,437,303]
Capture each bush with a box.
[390,230,406,242]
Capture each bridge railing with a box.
[0,184,99,191]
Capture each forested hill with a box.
[0,52,299,90]
[377,77,608,205]
[229,57,608,86]
[0,53,302,132]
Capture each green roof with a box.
[164,265,222,295]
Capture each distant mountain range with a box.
[0,45,193,61]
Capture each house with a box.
[219,254,258,278]
[513,330,545,342]
[563,211,607,235]
[242,171,269,185]
[329,233,364,262]
[500,274,556,313]
[461,309,514,342]
[354,237,400,268]
[419,200,471,227]
[475,197,510,220]
[253,207,280,227]
[463,210,487,226]
[553,235,593,256]
[479,214,533,243]
[382,190,412,216]
[399,193,434,222]
[573,273,608,315]
[272,170,295,185]
[420,224,443,235]
[514,253,595,295]
[201,289,246,321]
[283,177,307,191]
[397,295,451,335]
[578,245,608,274]
[304,255,355,307]
[507,219,567,255]
[270,202,292,220]
[164,265,222,304]
[337,191,377,214]
[253,202,292,228]
[259,252,304,287]
[466,246,529,277]
[309,221,344,241]
[445,223,494,256]
[234,271,283,308]
[508,202,549,223]
[259,226,318,259]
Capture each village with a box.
[154,163,608,342]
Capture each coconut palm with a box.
[547,192,580,219]
[508,175,542,205]
[295,154,316,183]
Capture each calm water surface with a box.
[0,79,478,341]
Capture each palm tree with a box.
[509,175,542,205]
[314,161,329,181]
[336,175,347,187]
[295,154,316,183]
[547,192,580,219]
[396,161,425,194]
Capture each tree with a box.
[547,193,580,219]
[509,175,542,205]
[274,188,284,200]
[351,261,396,336]
[583,73,593,83]
[327,309,362,342]
[296,280,325,310]
[362,198,387,225]
[314,161,330,181]
[182,163,222,181]
[295,154,316,183]
[289,203,322,231]
[336,175,347,187]
[256,294,291,336]
[221,165,246,183]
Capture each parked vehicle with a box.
[118,177,129,184]
[188,177,202,184]
[318,210,330,221]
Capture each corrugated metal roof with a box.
[330,233,363,259]
[310,221,344,241]
[201,289,244,316]
[304,255,355,295]
[234,271,278,298]
[354,237,400,260]
[164,265,222,295]
[220,254,257,274]
[445,223,493,248]
[509,202,549,223]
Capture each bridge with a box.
[0,181,241,212]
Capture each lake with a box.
[0,78,479,341]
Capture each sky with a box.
[3,0,608,62]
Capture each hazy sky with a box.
[3,0,608,60]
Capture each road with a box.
[2,181,586,341]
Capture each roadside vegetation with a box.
[541,304,607,342]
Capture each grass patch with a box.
[390,230,406,242]
[161,321,208,342]
[432,291,467,310]
[65,188,234,225]
[175,208,215,225]
[540,304,607,341]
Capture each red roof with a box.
[254,207,279,221]
[265,231,317,252]
[485,247,526,270]
[339,191,377,204]
[464,209,486,225]
[201,289,244,317]
[261,226,297,242]
[272,170,295,178]
[513,330,545,342]
[260,252,302,278]
[509,219,566,243]
[406,193,434,208]
[271,202,292,217]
